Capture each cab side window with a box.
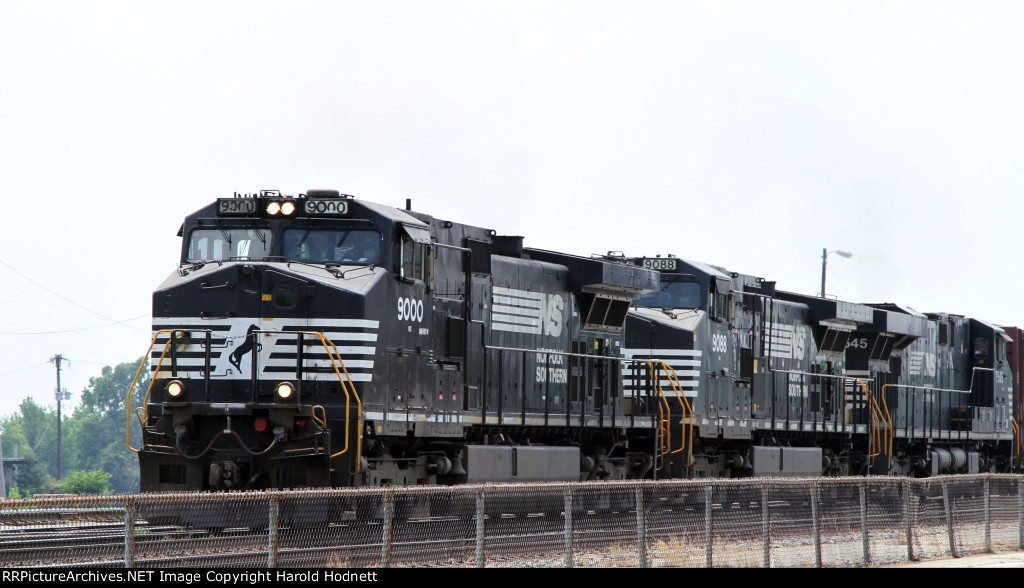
[710,283,731,322]
[400,235,431,282]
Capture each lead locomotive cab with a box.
[138,188,439,503]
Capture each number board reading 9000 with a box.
[304,198,349,216]
[638,257,680,272]
[217,198,258,216]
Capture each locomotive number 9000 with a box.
[304,199,349,216]
[218,199,257,215]
[398,297,424,322]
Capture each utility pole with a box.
[820,247,828,298]
[50,354,70,480]
[820,248,853,298]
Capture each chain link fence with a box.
[2,474,1022,568]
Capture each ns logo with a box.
[541,294,564,337]
[793,330,806,360]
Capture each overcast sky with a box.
[1,1,1022,420]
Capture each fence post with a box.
[905,478,916,562]
[704,485,713,568]
[984,477,992,553]
[635,486,646,568]
[943,479,957,558]
[761,485,770,569]
[268,497,280,568]
[564,487,574,568]
[380,492,394,568]
[859,483,869,566]
[123,498,137,568]
[812,480,822,568]
[476,489,486,568]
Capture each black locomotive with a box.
[621,255,1016,478]
[131,189,1020,504]
[133,189,661,498]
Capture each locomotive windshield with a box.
[188,228,271,261]
[633,279,701,309]
[284,229,381,264]
[186,226,382,264]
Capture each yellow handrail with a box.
[1011,417,1021,462]
[125,328,177,454]
[312,404,328,429]
[879,383,897,457]
[298,331,364,473]
[648,359,694,467]
[645,361,671,468]
[865,380,886,465]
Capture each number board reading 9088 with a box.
[640,257,680,272]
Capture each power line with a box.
[0,359,52,379]
[0,315,148,335]
[0,259,148,333]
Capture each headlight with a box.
[265,200,297,217]
[275,382,295,400]
[166,379,187,399]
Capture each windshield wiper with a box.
[252,227,267,247]
[178,259,223,276]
